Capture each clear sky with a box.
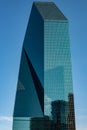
[0,0,87,130]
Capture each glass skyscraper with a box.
[13,2,76,130]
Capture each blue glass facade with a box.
[44,20,73,113]
[13,2,76,130]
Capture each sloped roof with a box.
[34,2,67,20]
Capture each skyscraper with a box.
[13,2,76,130]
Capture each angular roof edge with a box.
[33,1,67,20]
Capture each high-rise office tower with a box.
[13,2,76,130]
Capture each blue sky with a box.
[0,0,87,130]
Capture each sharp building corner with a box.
[13,1,76,130]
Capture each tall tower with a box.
[13,2,76,130]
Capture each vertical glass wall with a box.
[44,20,75,130]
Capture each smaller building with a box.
[51,100,69,130]
[30,116,52,130]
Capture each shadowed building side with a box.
[13,2,44,130]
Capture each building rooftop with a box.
[34,2,67,20]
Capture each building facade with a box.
[13,2,76,130]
